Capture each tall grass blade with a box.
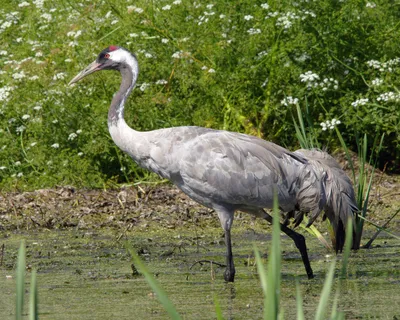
[254,247,267,296]
[356,215,400,240]
[314,261,336,320]
[340,219,353,278]
[265,191,281,319]
[300,224,332,251]
[364,207,400,248]
[16,241,26,320]
[335,128,355,182]
[330,289,340,320]
[296,104,309,148]
[295,278,305,320]
[29,270,38,320]
[126,244,182,320]
[214,296,224,320]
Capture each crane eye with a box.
[105,53,110,59]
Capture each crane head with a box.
[68,45,127,85]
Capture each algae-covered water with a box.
[1,227,399,319]
[1,186,399,319]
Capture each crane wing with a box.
[175,130,307,210]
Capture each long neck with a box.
[108,58,139,126]
[107,55,145,157]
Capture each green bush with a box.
[1,0,399,190]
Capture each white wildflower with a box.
[68,133,77,140]
[16,125,26,133]
[51,143,59,148]
[161,38,169,43]
[351,98,369,107]
[18,2,30,7]
[0,86,13,101]
[276,12,299,30]
[320,119,341,131]
[300,71,320,85]
[32,0,44,9]
[244,15,253,21]
[281,96,299,106]
[377,92,400,102]
[140,83,150,91]
[15,161,21,166]
[155,79,168,85]
[371,78,383,87]
[261,3,269,9]
[53,73,66,81]
[162,5,171,10]
[208,68,216,73]
[105,11,112,19]
[41,13,52,22]
[247,28,261,35]
[127,6,144,14]
[366,2,376,8]
[129,33,139,38]
[172,51,183,58]
[22,114,30,120]
[12,71,26,80]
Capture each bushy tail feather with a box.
[294,149,359,252]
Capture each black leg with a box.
[262,209,314,279]
[224,229,236,282]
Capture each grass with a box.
[15,241,38,320]
[1,0,400,190]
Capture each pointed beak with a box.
[68,60,103,86]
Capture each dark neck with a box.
[108,63,138,127]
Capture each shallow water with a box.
[1,226,399,319]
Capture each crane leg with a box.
[223,228,235,282]
[215,207,235,282]
[261,209,314,279]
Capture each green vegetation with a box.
[15,241,38,320]
[1,0,399,190]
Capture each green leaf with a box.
[125,243,182,320]
[295,278,305,320]
[315,261,336,320]
[29,269,39,320]
[16,241,26,320]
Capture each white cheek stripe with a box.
[108,49,137,71]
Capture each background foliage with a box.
[1,0,399,190]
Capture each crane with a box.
[69,46,357,282]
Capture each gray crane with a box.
[69,46,357,282]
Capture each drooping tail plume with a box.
[295,149,358,252]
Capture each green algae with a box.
[1,225,399,319]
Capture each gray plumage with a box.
[69,46,357,282]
